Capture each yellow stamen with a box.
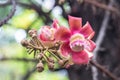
[70,33,84,43]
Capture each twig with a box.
[91,0,115,80]
[0,0,52,25]
[1,0,120,17]
[0,57,37,62]
[90,61,118,80]
[84,0,120,16]
[0,0,16,27]
[29,0,52,24]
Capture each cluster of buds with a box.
[21,29,71,72]
[21,16,96,72]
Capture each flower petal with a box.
[87,32,95,39]
[52,19,59,29]
[39,33,48,41]
[80,22,94,38]
[71,50,89,64]
[68,16,82,32]
[39,26,52,41]
[55,27,71,41]
[84,49,93,59]
[85,39,96,52]
[60,41,71,56]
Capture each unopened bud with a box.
[48,57,54,63]
[36,62,44,72]
[28,29,37,37]
[58,60,64,66]
[55,43,59,47]
[48,62,54,70]
[21,39,29,47]
[37,53,43,59]
[58,0,65,5]
[32,33,37,38]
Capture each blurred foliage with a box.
[0,5,10,20]
[0,0,69,80]
[29,70,68,80]
[11,9,38,29]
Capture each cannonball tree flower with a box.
[55,16,96,64]
[38,20,59,47]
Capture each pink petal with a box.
[84,49,93,59]
[68,16,82,32]
[52,19,59,29]
[38,26,51,41]
[71,50,89,64]
[87,32,95,39]
[55,27,71,41]
[86,39,96,52]
[60,41,71,56]
[39,33,48,41]
[80,22,94,38]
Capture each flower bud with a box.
[28,29,37,37]
[36,62,44,72]
[21,39,29,47]
[32,33,37,38]
[58,60,64,66]
[55,43,59,47]
[48,57,54,63]
[36,53,43,59]
[59,0,65,4]
[48,62,54,70]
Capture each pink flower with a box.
[55,16,96,64]
[38,20,59,47]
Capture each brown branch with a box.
[0,1,52,24]
[0,57,38,62]
[84,0,120,16]
[0,0,16,27]
[91,0,115,80]
[90,61,118,80]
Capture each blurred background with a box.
[0,0,120,80]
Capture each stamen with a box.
[70,33,84,43]
[70,40,84,52]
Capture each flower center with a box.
[70,33,85,52]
